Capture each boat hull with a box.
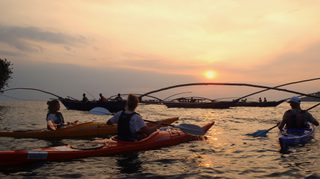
[59,98,126,112]
[234,100,285,107]
[163,100,284,109]
[163,101,233,109]
[0,122,214,167]
[279,125,315,151]
[0,117,179,139]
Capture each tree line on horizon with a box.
[0,58,13,91]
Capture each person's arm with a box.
[106,119,114,125]
[106,112,121,125]
[47,120,57,130]
[138,123,162,136]
[305,112,319,126]
[135,117,161,136]
[278,112,288,130]
[47,114,58,130]
[138,126,154,136]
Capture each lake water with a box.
[0,101,319,178]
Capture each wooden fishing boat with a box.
[234,99,286,107]
[163,97,234,109]
[59,98,126,112]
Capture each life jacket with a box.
[285,109,307,129]
[117,111,139,141]
[47,112,65,129]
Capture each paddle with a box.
[247,101,320,137]
[246,124,279,137]
[89,107,206,136]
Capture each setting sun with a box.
[204,70,217,79]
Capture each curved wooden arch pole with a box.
[234,77,320,101]
[139,82,320,101]
[0,87,63,99]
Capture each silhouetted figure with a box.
[115,93,123,101]
[263,97,267,102]
[99,93,107,102]
[279,96,319,131]
[190,97,196,103]
[259,97,262,103]
[82,93,88,103]
[241,98,247,102]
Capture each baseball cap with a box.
[288,96,301,104]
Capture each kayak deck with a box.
[0,117,179,139]
[0,122,214,167]
[279,125,315,151]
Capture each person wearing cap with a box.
[278,96,319,131]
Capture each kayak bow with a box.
[0,122,214,167]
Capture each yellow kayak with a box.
[0,117,179,140]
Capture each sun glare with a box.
[204,70,217,79]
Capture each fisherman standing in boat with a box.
[278,96,319,131]
[106,94,160,141]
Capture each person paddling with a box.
[106,94,160,141]
[46,99,66,130]
[278,96,319,131]
[46,99,78,130]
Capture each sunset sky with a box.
[0,0,320,100]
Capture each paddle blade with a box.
[246,130,268,137]
[177,124,206,136]
[89,107,112,115]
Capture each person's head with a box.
[47,99,60,113]
[126,94,139,111]
[117,93,121,97]
[288,96,301,108]
[83,93,86,97]
[99,93,103,97]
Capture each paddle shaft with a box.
[305,102,320,111]
[267,125,278,132]
[143,119,178,128]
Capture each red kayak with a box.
[0,122,214,167]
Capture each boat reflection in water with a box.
[117,153,142,174]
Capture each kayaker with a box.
[278,96,319,131]
[106,94,160,141]
[46,100,79,131]
[46,99,65,130]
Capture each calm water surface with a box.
[0,101,319,178]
